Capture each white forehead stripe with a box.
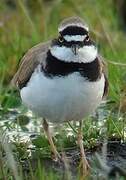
[64,35,86,42]
[50,45,97,63]
[58,24,89,32]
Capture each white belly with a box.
[20,67,105,123]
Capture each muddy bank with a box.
[21,141,126,179]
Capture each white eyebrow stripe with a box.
[64,35,86,42]
[58,24,89,32]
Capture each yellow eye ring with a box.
[58,36,64,43]
[85,35,89,42]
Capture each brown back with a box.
[11,41,50,89]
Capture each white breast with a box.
[20,66,105,123]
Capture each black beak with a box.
[71,44,79,55]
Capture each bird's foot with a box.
[79,158,90,178]
[51,151,62,162]
[51,151,71,167]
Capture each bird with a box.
[12,17,108,174]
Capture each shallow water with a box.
[0,104,126,179]
[0,104,107,143]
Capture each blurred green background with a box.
[0,0,126,179]
[0,0,126,148]
[0,0,126,147]
[0,0,126,110]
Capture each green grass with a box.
[0,0,126,179]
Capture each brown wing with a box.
[98,55,109,99]
[11,41,50,89]
[103,74,109,98]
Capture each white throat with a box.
[50,45,98,63]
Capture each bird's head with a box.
[50,17,98,63]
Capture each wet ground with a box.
[21,141,126,179]
[0,108,126,179]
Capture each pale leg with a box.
[42,118,61,161]
[77,120,90,176]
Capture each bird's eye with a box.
[85,35,90,42]
[58,36,64,43]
